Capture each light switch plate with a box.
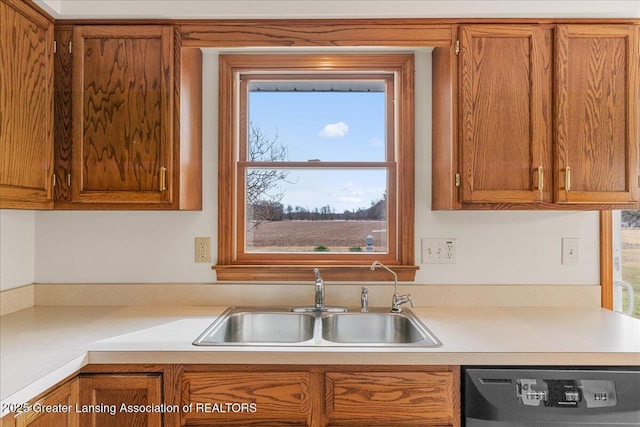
[562,238,579,266]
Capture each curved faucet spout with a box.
[371,261,413,312]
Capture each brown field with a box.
[246,220,388,252]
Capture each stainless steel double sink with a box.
[193,307,442,347]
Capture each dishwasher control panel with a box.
[516,378,617,408]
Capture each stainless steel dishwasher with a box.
[464,367,640,426]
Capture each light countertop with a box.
[1,305,639,416]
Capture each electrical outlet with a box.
[195,237,211,263]
[562,238,579,266]
[421,238,456,264]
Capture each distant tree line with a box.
[248,197,386,222]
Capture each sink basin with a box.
[322,310,442,346]
[193,308,315,345]
[193,307,442,348]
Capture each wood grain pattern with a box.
[0,0,54,209]
[555,24,639,204]
[71,25,174,205]
[53,27,73,201]
[432,33,461,210]
[176,43,203,210]
[181,372,312,426]
[459,25,552,204]
[15,379,79,427]
[325,370,457,426]
[180,21,452,48]
[78,374,162,427]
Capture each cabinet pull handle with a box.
[159,167,167,191]
[564,166,571,192]
[537,166,544,191]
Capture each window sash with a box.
[215,53,416,281]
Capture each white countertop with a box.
[2,305,639,416]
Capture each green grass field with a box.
[621,228,640,318]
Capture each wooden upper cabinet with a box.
[71,26,174,206]
[555,24,639,204]
[458,25,553,205]
[0,0,54,209]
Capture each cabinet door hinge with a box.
[455,40,460,56]
[455,173,461,188]
[53,40,57,53]
[52,173,56,187]
[69,41,72,54]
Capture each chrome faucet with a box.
[360,286,370,312]
[370,261,415,313]
[291,268,346,313]
[314,268,324,310]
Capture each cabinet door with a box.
[325,370,458,426]
[0,0,54,209]
[555,24,639,204]
[181,371,312,426]
[459,25,553,204]
[71,26,174,205]
[14,380,79,427]
[78,374,162,427]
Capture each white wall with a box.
[31,49,600,285]
[0,210,35,291]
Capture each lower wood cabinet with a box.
[180,365,460,427]
[13,379,78,427]
[1,364,460,427]
[77,374,163,427]
[181,370,312,426]
[325,370,458,426]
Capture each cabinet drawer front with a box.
[325,371,455,425]
[181,372,311,426]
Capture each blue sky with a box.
[249,90,388,212]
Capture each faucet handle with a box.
[391,293,413,312]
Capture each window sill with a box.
[212,264,419,282]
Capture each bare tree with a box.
[246,123,291,225]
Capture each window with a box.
[601,210,640,319]
[215,54,416,281]
[613,210,639,318]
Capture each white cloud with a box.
[319,121,349,138]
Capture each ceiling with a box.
[35,0,640,19]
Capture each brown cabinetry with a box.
[0,0,54,209]
[433,23,640,210]
[53,25,202,210]
[77,374,162,427]
[458,24,553,205]
[555,24,639,204]
[180,365,459,427]
[12,380,78,427]
[181,370,313,426]
[325,369,459,426]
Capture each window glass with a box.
[614,210,640,319]
[245,168,388,253]
[248,82,387,162]
[242,75,393,256]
